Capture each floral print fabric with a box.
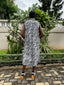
[22,18,41,66]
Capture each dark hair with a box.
[29,11,36,18]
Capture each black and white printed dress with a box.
[22,18,41,66]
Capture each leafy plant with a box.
[7,3,56,54]
[34,8,56,53]
[38,0,51,12]
[52,0,64,19]
[35,8,56,30]
[38,0,64,19]
[7,20,24,55]
[10,3,38,22]
[0,0,18,19]
[7,3,39,54]
[62,20,64,26]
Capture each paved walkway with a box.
[0,63,64,85]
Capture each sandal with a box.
[20,72,26,80]
[31,72,35,79]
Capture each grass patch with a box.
[0,50,10,61]
[52,49,64,53]
[51,50,64,58]
[0,49,64,61]
[0,50,7,54]
[42,49,64,59]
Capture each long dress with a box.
[22,18,41,66]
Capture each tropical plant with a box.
[35,8,56,30]
[35,8,57,53]
[7,3,56,54]
[62,20,64,26]
[10,3,38,21]
[40,28,53,53]
[7,3,38,54]
[7,20,24,55]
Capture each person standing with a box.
[20,11,44,80]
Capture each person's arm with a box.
[39,25,44,39]
[20,24,25,39]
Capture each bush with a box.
[35,8,56,30]
[7,20,24,54]
[62,20,64,26]
[34,8,56,53]
[7,3,56,54]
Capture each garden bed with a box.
[0,50,64,67]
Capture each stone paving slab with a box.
[0,63,64,85]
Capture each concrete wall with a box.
[48,33,64,50]
[48,24,64,50]
[0,20,23,50]
[0,32,8,50]
[0,20,64,50]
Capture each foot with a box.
[20,72,26,80]
[31,71,36,79]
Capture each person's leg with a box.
[31,66,36,79]
[32,66,36,72]
[22,65,26,72]
[21,65,26,80]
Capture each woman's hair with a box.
[29,11,36,18]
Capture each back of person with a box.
[23,18,40,66]
[24,18,40,45]
[21,11,44,80]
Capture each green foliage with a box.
[7,20,24,54]
[10,3,38,21]
[62,20,64,26]
[0,50,7,54]
[34,8,56,53]
[50,0,64,19]
[0,50,64,61]
[7,4,38,54]
[0,0,18,19]
[40,26,53,53]
[38,0,64,19]
[38,0,51,12]
[52,50,64,53]
[35,8,56,30]
[0,50,9,61]
[7,3,56,54]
